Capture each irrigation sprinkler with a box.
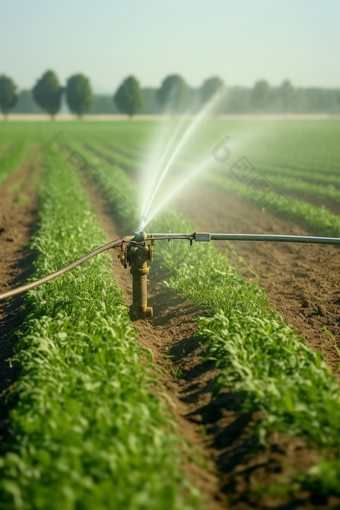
[124,231,154,320]
[1,230,340,320]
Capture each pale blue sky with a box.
[1,0,339,92]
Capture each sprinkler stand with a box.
[126,232,153,320]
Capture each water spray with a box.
[1,230,340,320]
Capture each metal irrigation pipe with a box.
[1,231,340,308]
[146,232,340,245]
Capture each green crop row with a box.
[250,171,340,205]
[0,153,200,510]
[84,142,141,173]
[207,171,340,237]
[80,147,340,498]
[253,162,340,189]
[65,122,153,158]
[0,141,29,185]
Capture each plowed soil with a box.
[0,156,41,452]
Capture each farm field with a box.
[1,119,340,510]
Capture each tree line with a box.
[0,71,339,119]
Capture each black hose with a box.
[0,236,134,301]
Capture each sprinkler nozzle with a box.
[133,231,146,243]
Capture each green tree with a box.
[156,75,189,113]
[113,76,143,118]
[32,70,63,119]
[66,74,93,118]
[0,75,17,120]
[251,79,271,111]
[200,76,225,104]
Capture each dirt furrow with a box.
[0,153,42,452]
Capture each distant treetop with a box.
[32,70,63,119]
[66,74,93,118]
[0,75,18,119]
[114,76,143,118]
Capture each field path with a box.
[0,153,41,451]
[172,185,340,367]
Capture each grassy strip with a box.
[80,150,340,497]
[0,156,200,510]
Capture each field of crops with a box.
[1,119,340,510]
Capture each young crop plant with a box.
[0,155,201,510]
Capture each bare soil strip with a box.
[88,192,339,509]
[172,186,340,368]
[0,154,41,452]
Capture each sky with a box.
[0,0,339,93]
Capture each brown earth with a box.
[0,152,41,452]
